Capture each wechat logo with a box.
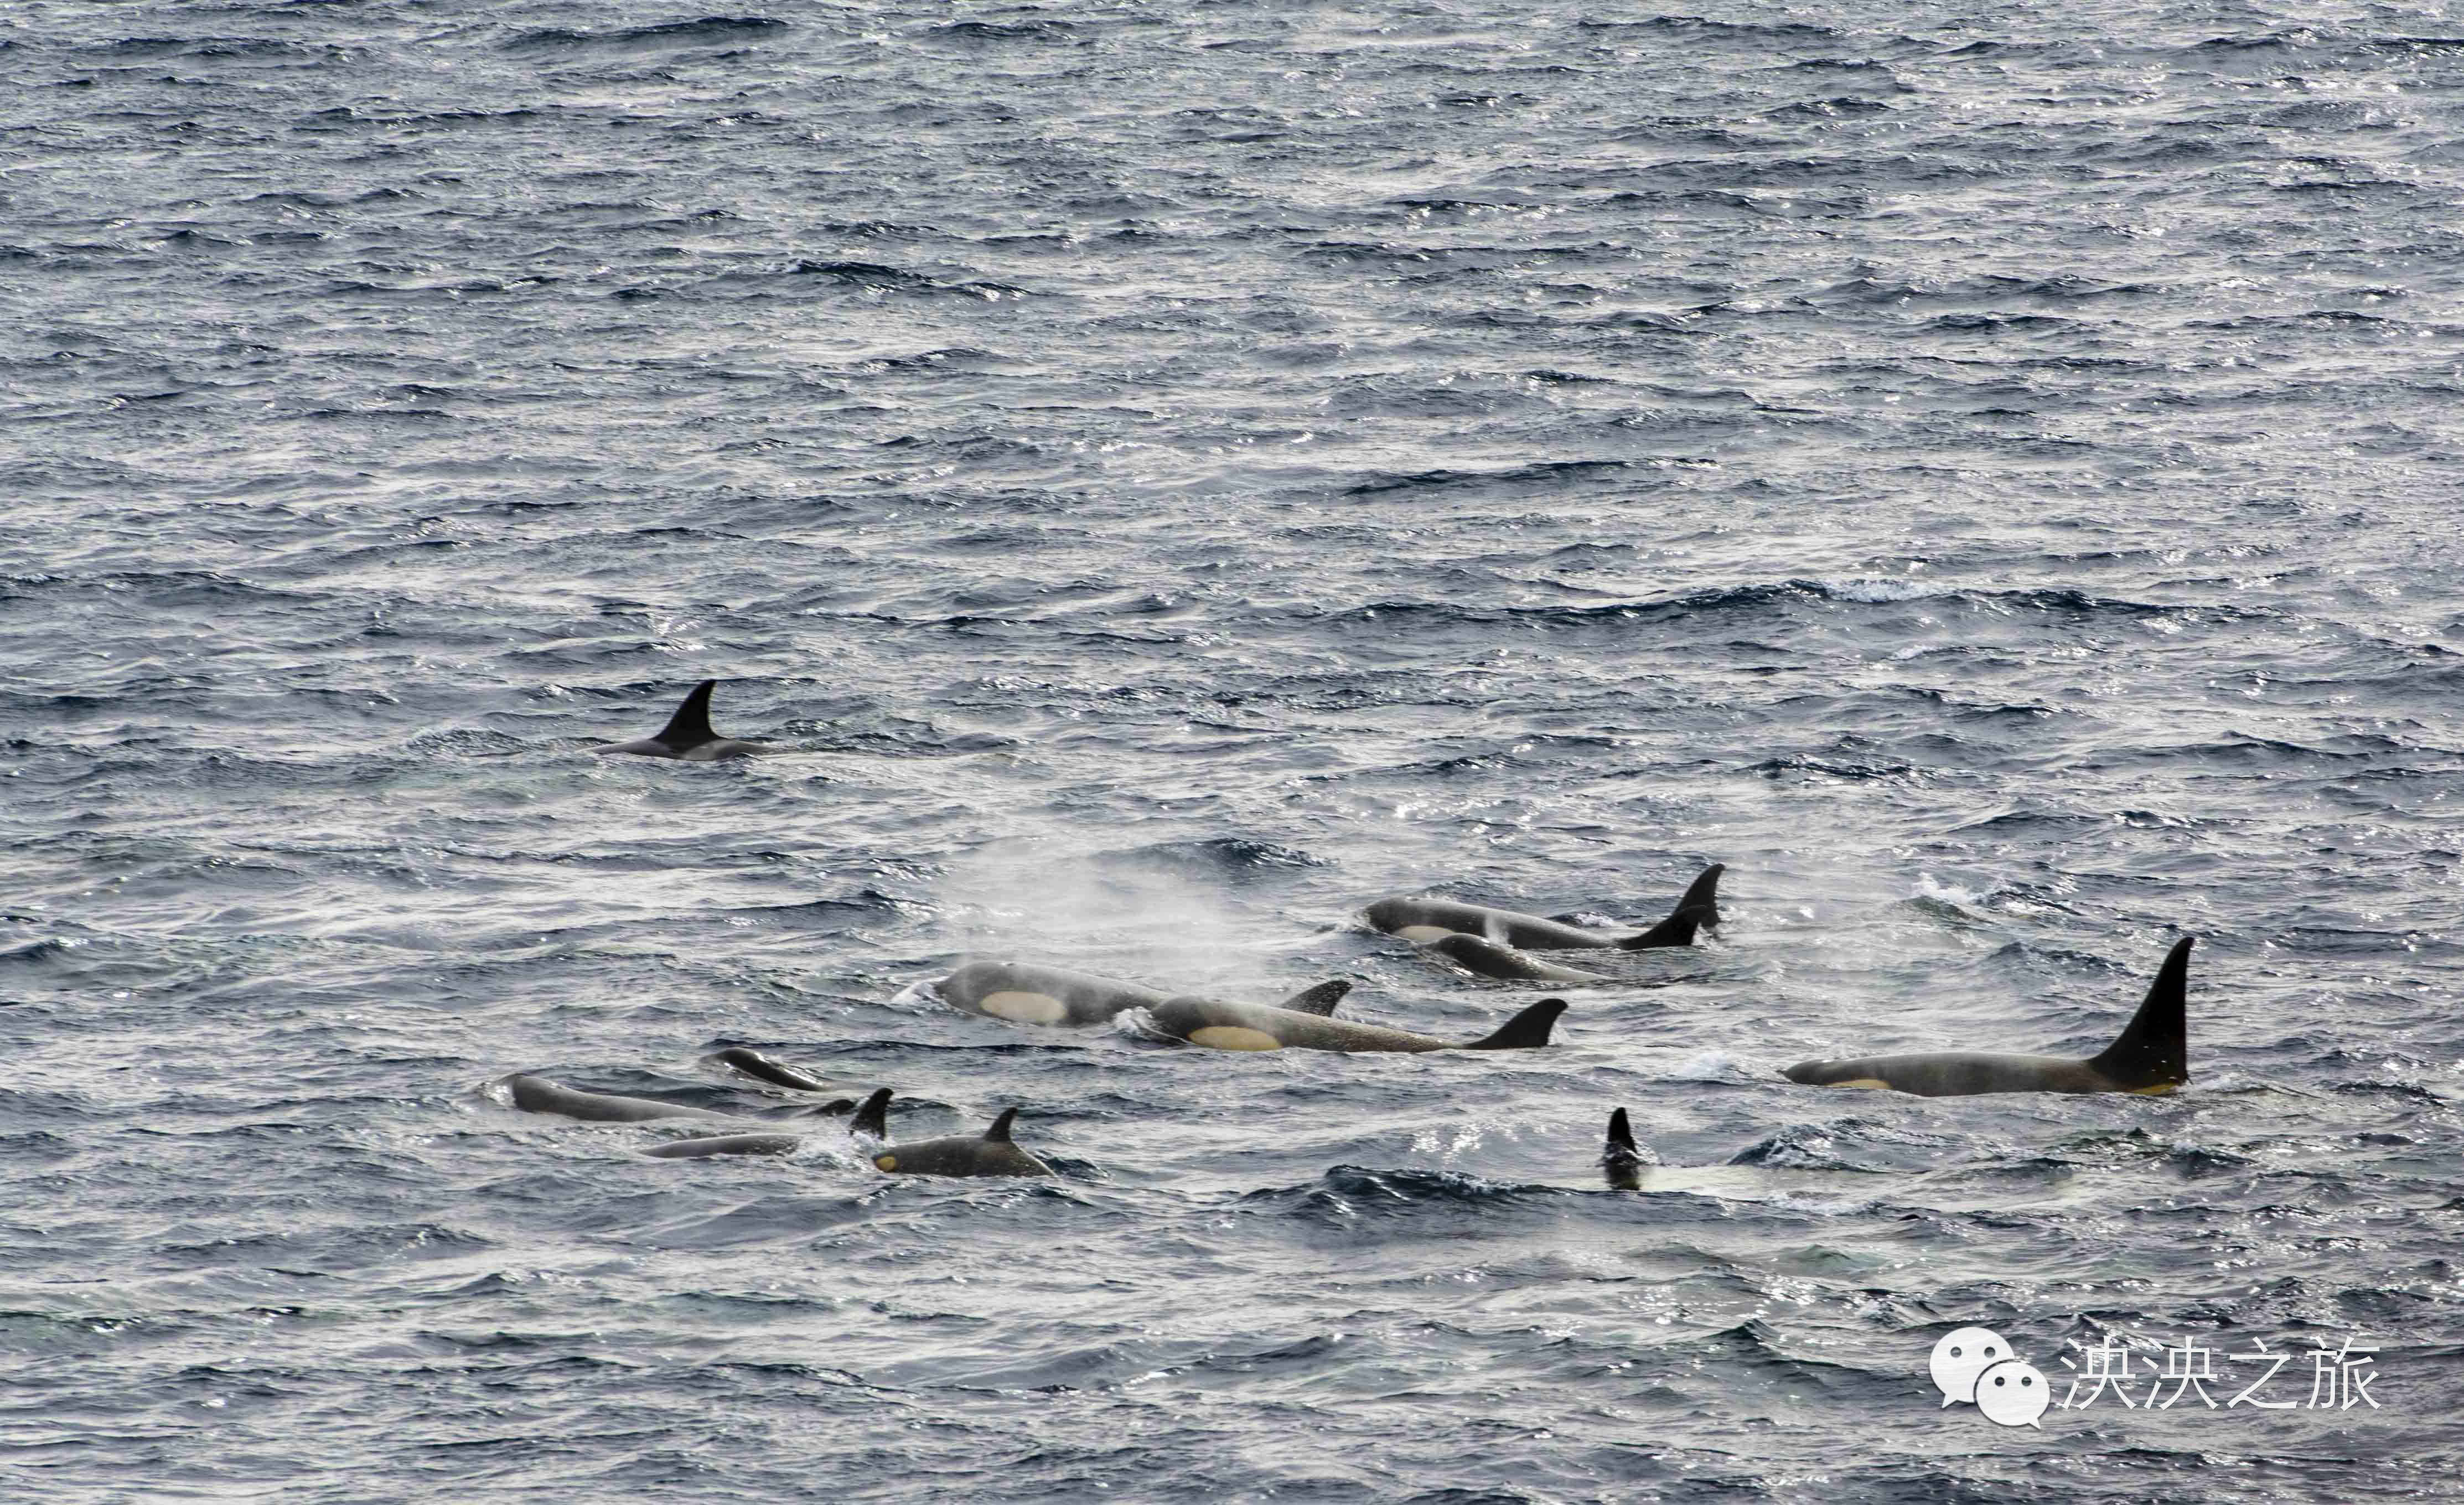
[1929,1327,2049,1428]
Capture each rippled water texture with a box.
[6,1,2463,1500]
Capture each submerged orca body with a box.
[1780,938,2197,1097]
[1148,994,1567,1054]
[1421,934,1612,985]
[938,960,1349,1028]
[507,1073,765,1125]
[705,1047,865,1110]
[645,1090,1058,1174]
[642,1132,805,1160]
[507,1073,840,1126]
[848,1088,1054,1178]
[594,679,776,760]
[1363,864,1723,950]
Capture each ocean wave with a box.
[505,16,788,50]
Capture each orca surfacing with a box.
[593,679,777,760]
[1780,938,2196,1098]
[1364,864,1723,950]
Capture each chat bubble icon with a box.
[1975,1358,2049,1427]
[1929,1326,2014,1406]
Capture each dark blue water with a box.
[6,1,2462,1499]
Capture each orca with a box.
[1147,994,1566,1054]
[1363,863,1723,950]
[847,1088,1054,1177]
[1421,934,1611,985]
[1603,1106,1647,1191]
[1593,1108,1964,1199]
[643,1132,805,1160]
[938,960,1348,1027]
[505,1073,840,1124]
[705,1047,865,1110]
[1780,938,2195,1097]
[593,679,777,760]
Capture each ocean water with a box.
[4,1,2462,1499]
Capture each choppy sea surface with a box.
[6,1,2464,1499]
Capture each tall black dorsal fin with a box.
[1620,863,1724,950]
[849,1087,892,1140]
[1279,980,1350,1017]
[2086,937,2193,1090]
[1468,997,1567,1050]
[983,1108,1018,1142]
[653,680,720,748]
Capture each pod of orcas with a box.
[508,1070,1054,1177]
[639,1089,1055,1176]
[508,681,2208,1179]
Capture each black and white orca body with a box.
[1363,864,1723,950]
[1780,938,2196,1098]
[1148,994,1566,1054]
[848,1089,1055,1177]
[934,961,1166,1026]
[938,960,1348,1028]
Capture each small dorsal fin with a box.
[1603,1106,1644,1190]
[1604,1107,1640,1161]
[1468,997,1567,1050]
[717,1046,830,1093]
[653,680,720,748]
[1620,862,1724,950]
[983,1107,1018,1142]
[1279,979,1350,1016]
[849,1087,891,1139]
[2086,937,2193,1090]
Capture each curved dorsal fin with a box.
[1278,979,1350,1016]
[653,680,720,748]
[983,1107,1018,1142]
[2087,937,2193,1089]
[1620,863,1723,950]
[849,1087,892,1140]
[1468,996,1567,1050]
